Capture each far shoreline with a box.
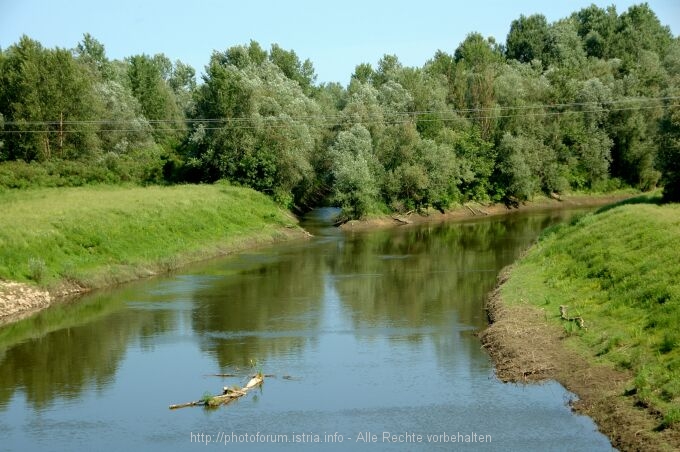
[339,192,636,232]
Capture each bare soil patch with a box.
[479,268,680,452]
[0,279,86,325]
[0,281,52,325]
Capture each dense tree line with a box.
[1,3,679,212]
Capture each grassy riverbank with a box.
[0,183,304,297]
[481,193,680,450]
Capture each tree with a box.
[377,80,413,119]
[168,60,196,114]
[0,36,103,161]
[613,4,673,66]
[417,139,464,210]
[127,54,184,140]
[187,45,322,206]
[329,125,380,218]
[0,112,5,160]
[506,14,550,64]
[373,54,402,86]
[658,103,680,202]
[75,33,112,79]
[396,67,450,139]
[498,133,542,200]
[342,80,385,140]
[426,50,455,83]
[352,63,374,84]
[437,127,496,201]
[571,5,618,59]
[543,19,587,73]
[454,33,504,139]
[269,44,316,94]
[74,34,155,155]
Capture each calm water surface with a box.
[0,209,614,451]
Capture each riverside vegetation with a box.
[1,3,679,448]
[0,184,302,292]
[482,194,680,449]
[2,3,676,313]
[0,3,679,218]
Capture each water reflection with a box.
[0,293,171,409]
[191,246,327,367]
[0,209,583,411]
[331,214,559,330]
[0,208,613,452]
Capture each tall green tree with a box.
[187,43,321,206]
[0,36,103,161]
[269,44,316,94]
[127,54,184,141]
[571,4,618,59]
[506,14,550,64]
[454,33,503,139]
[329,124,380,218]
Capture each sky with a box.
[1,0,679,84]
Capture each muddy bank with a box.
[340,193,635,232]
[479,268,680,451]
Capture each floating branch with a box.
[207,373,294,379]
[169,375,264,410]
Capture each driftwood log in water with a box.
[169,375,263,410]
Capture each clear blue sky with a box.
[1,0,678,84]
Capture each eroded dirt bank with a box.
[479,268,680,452]
[0,281,53,325]
[340,194,634,232]
[0,279,95,326]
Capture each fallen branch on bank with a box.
[465,204,489,216]
[560,305,587,330]
[391,215,412,224]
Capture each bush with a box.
[28,257,47,283]
[658,109,680,202]
[0,149,168,190]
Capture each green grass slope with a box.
[501,195,680,427]
[0,183,302,289]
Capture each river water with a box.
[0,208,613,451]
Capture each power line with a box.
[3,94,677,126]
[0,97,677,134]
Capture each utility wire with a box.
[0,97,677,134]
[3,95,677,126]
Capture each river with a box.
[0,208,613,451]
